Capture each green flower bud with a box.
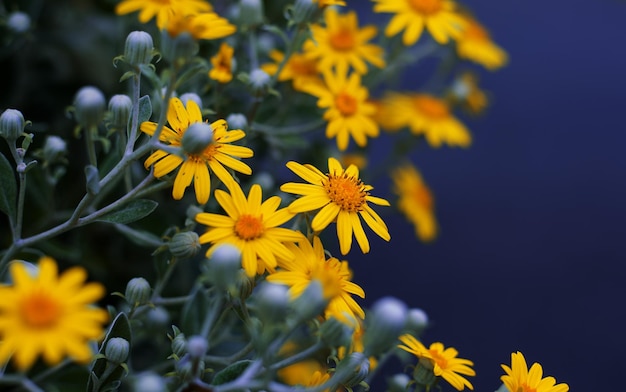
[133,372,167,392]
[7,11,31,34]
[73,86,105,129]
[171,333,187,357]
[107,94,132,132]
[42,135,67,164]
[234,270,255,300]
[405,308,429,336]
[363,297,407,357]
[179,93,202,109]
[105,337,130,364]
[319,317,353,348]
[205,244,242,292]
[0,109,25,141]
[124,31,154,67]
[125,277,152,306]
[239,0,265,27]
[168,231,201,259]
[145,307,170,330]
[292,280,328,323]
[225,113,247,131]
[181,122,213,155]
[336,352,370,389]
[256,282,290,324]
[186,335,208,359]
[161,31,198,65]
[248,69,271,95]
[387,373,411,392]
[412,356,437,388]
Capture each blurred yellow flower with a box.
[115,0,212,29]
[313,0,346,7]
[280,157,390,255]
[373,0,466,45]
[278,356,330,389]
[209,42,235,83]
[304,8,385,75]
[392,164,438,242]
[0,257,108,371]
[456,16,508,70]
[261,50,324,91]
[449,72,489,115]
[398,334,475,391]
[141,97,253,204]
[501,352,569,392]
[196,183,302,277]
[164,9,236,41]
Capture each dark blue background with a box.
[351,0,626,390]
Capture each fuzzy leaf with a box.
[181,285,210,335]
[0,153,17,223]
[212,360,252,386]
[96,199,157,224]
[138,95,152,124]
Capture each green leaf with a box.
[113,223,163,248]
[138,95,152,124]
[212,360,252,386]
[87,313,132,392]
[181,285,210,335]
[95,199,157,224]
[0,153,17,224]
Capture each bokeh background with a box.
[1,0,625,391]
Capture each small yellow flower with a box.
[501,352,569,392]
[261,50,324,91]
[0,257,109,371]
[456,16,508,70]
[278,356,330,389]
[398,334,475,391]
[300,68,379,151]
[141,97,253,204]
[280,157,390,255]
[373,0,467,45]
[303,8,385,75]
[115,0,212,30]
[196,183,303,277]
[164,9,236,41]
[267,236,365,326]
[391,164,438,242]
[209,42,235,83]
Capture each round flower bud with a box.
[171,333,187,357]
[292,280,328,323]
[161,31,198,64]
[205,244,242,291]
[179,93,203,110]
[105,337,130,364]
[319,317,353,348]
[387,373,411,392]
[0,108,25,141]
[234,270,255,300]
[108,94,132,132]
[225,113,247,131]
[412,356,437,388]
[256,282,290,324]
[251,172,274,190]
[405,308,429,335]
[124,31,154,67]
[133,372,167,392]
[169,231,201,259]
[73,86,105,129]
[336,352,370,389]
[186,335,208,359]
[239,0,264,27]
[363,297,408,357]
[290,0,318,25]
[7,11,31,34]
[248,69,271,95]
[125,277,152,306]
[42,135,67,164]
[181,122,213,155]
[145,307,170,332]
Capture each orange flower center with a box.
[311,258,343,299]
[323,172,367,212]
[235,214,265,240]
[335,92,358,116]
[516,385,537,392]
[411,185,433,209]
[464,21,490,41]
[330,29,356,51]
[20,290,61,328]
[290,56,319,76]
[428,349,449,369]
[409,0,442,15]
[413,95,450,119]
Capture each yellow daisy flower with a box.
[398,334,475,391]
[303,8,385,75]
[373,0,467,45]
[261,50,324,91]
[391,164,438,242]
[382,92,471,148]
[209,42,235,83]
[0,257,108,371]
[501,352,569,392]
[141,97,253,204]
[300,68,379,151]
[280,157,391,255]
[278,357,330,389]
[196,183,303,277]
[115,0,212,30]
[456,16,508,70]
[164,9,236,41]
[267,236,365,326]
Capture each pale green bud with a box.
[289,0,318,25]
[7,11,30,34]
[168,231,201,259]
[124,31,154,67]
[181,122,213,155]
[186,335,208,359]
[234,270,255,300]
[107,94,132,132]
[179,93,202,109]
[387,373,411,392]
[412,356,437,388]
[225,113,247,131]
[248,69,271,95]
[0,109,25,141]
[363,297,407,357]
[133,372,167,392]
[73,86,105,128]
[171,333,187,357]
[405,308,429,336]
[205,244,242,292]
[125,277,152,306]
[239,0,264,27]
[256,282,290,323]
[292,280,328,322]
[105,337,130,364]
[319,317,353,348]
[42,135,67,164]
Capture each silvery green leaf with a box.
[95,199,157,224]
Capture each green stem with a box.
[15,170,26,240]
[84,125,98,168]
[125,73,142,157]
[204,341,254,366]
[152,294,193,306]
[268,341,324,371]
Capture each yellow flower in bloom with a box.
[382,92,471,148]
[373,0,466,45]
[261,50,324,91]
[300,68,379,151]
[267,236,365,326]
[115,0,212,30]
[0,257,108,371]
[196,183,303,277]
[141,97,253,204]
[398,334,475,391]
[313,0,346,7]
[303,8,385,75]
[449,72,488,115]
[209,42,235,83]
[501,352,569,392]
[165,9,236,41]
[280,157,390,255]
[278,357,330,389]
[392,164,438,242]
[456,16,508,70]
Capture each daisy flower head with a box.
[280,157,391,255]
[456,15,508,70]
[261,50,324,92]
[0,257,109,371]
[398,334,475,391]
[303,8,385,76]
[209,42,235,84]
[392,164,437,242]
[164,7,236,41]
[115,0,212,30]
[267,236,365,326]
[373,0,467,45]
[141,97,253,204]
[278,356,331,389]
[196,182,303,277]
[300,68,379,151]
[501,352,569,392]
